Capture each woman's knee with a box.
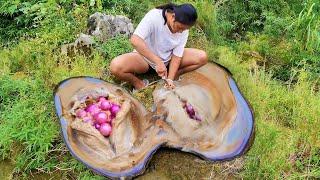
[198,50,208,65]
[110,58,123,76]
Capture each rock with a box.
[87,12,134,42]
[60,13,134,56]
[61,33,94,56]
[75,33,95,47]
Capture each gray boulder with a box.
[87,12,134,42]
[61,33,94,56]
[61,13,134,56]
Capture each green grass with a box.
[211,46,320,178]
[0,0,319,179]
[0,76,59,172]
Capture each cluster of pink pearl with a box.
[183,102,202,121]
[75,96,121,136]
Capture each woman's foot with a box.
[133,79,149,90]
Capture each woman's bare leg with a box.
[110,52,149,89]
[177,48,208,78]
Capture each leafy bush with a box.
[99,36,133,61]
[0,1,56,44]
[287,2,320,53]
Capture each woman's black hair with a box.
[156,3,197,26]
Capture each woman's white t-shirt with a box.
[133,8,189,64]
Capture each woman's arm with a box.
[167,55,181,80]
[168,31,188,81]
[163,55,181,89]
[130,35,162,65]
[130,35,167,77]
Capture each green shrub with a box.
[287,2,320,53]
[99,36,133,61]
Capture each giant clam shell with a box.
[53,63,254,178]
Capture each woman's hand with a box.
[164,78,175,89]
[155,61,167,78]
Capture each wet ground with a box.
[0,159,15,180]
[0,148,242,179]
[137,148,241,180]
